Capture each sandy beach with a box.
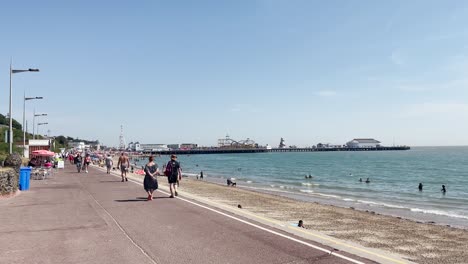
[115,167,467,264]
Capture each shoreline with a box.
[97,164,468,263]
[174,178,468,264]
[180,172,468,230]
[126,155,468,229]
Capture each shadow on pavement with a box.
[115,198,148,202]
[100,180,122,183]
[115,196,171,202]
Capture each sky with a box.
[1,0,468,147]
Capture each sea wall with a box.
[0,167,18,195]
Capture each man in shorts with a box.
[166,154,181,198]
[117,152,130,182]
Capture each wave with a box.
[316,193,341,199]
[242,184,468,221]
[182,173,199,177]
[410,208,468,220]
[356,200,407,209]
[301,182,320,187]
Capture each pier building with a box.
[346,138,381,148]
[167,144,180,150]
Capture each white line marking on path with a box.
[98,167,365,264]
[78,177,158,264]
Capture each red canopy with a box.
[32,150,55,157]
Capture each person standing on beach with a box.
[200,171,204,180]
[143,156,159,201]
[117,152,130,182]
[165,154,181,198]
[105,154,113,174]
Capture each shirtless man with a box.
[117,152,130,182]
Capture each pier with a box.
[138,146,411,155]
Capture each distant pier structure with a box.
[141,146,410,155]
[119,125,126,150]
[138,136,410,155]
[279,138,286,148]
[218,135,257,148]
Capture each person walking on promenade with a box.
[143,156,159,201]
[74,153,82,173]
[83,153,91,173]
[165,154,181,198]
[105,154,113,174]
[117,152,130,182]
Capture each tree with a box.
[12,119,22,130]
[0,113,22,130]
[0,114,6,125]
[55,135,68,146]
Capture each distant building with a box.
[167,144,180,150]
[180,143,198,150]
[138,144,169,151]
[28,139,51,158]
[69,141,86,151]
[346,138,381,148]
[128,141,140,151]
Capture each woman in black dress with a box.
[143,156,159,201]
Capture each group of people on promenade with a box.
[67,152,92,173]
[109,153,182,201]
[66,151,183,201]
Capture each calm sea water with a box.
[137,147,468,227]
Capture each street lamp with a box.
[37,122,48,138]
[33,110,47,139]
[23,93,43,157]
[9,60,39,154]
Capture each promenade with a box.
[0,165,377,264]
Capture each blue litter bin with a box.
[19,167,32,191]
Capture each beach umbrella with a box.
[32,150,55,157]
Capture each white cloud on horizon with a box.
[400,102,468,118]
[229,104,262,113]
[390,50,405,66]
[316,90,337,97]
[397,84,428,92]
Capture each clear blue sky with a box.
[1,1,468,147]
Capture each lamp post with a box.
[33,110,47,139]
[9,61,39,153]
[23,93,43,157]
[37,122,48,138]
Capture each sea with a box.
[134,147,468,228]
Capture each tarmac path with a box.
[0,165,377,264]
